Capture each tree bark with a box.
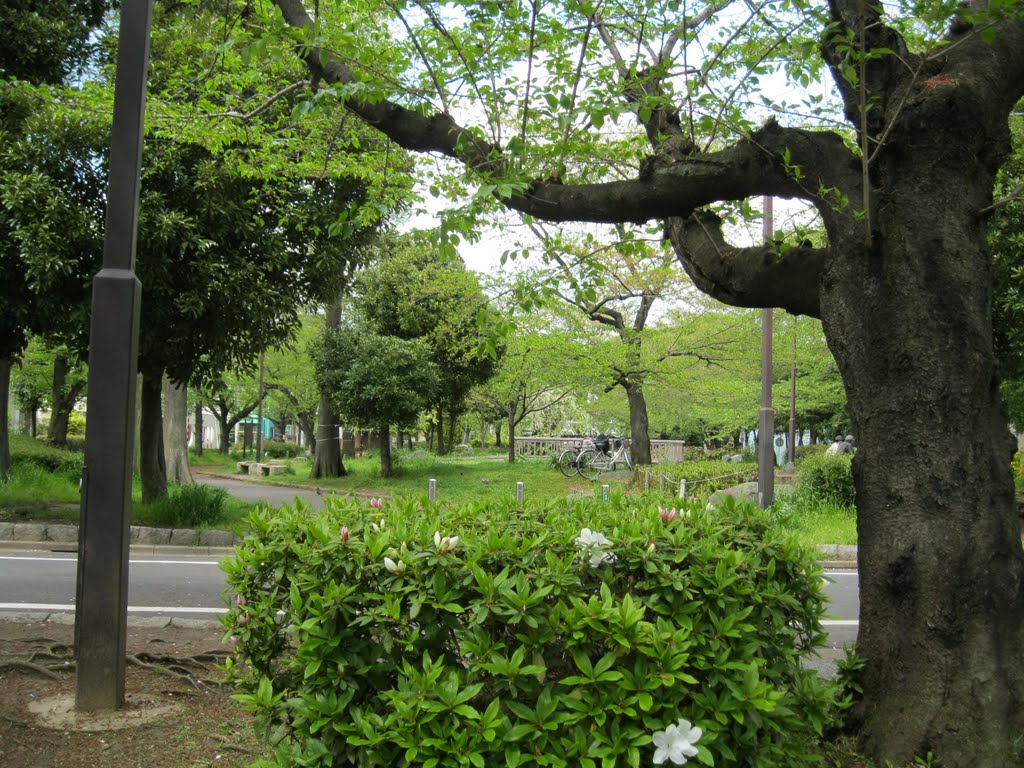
[163,379,192,485]
[494,420,502,448]
[0,358,11,479]
[194,402,204,457]
[312,301,346,478]
[507,400,517,464]
[624,380,652,466]
[47,351,82,448]
[379,423,392,477]
[139,370,167,503]
[435,405,446,455]
[311,390,345,478]
[816,186,1024,768]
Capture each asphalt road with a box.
[194,473,329,509]
[0,550,860,651]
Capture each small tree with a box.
[313,326,438,477]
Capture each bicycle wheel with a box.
[556,449,579,477]
[577,449,603,480]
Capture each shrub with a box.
[649,459,758,498]
[263,439,301,459]
[9,434,83,475]
[223,495,839,768]
[794,444,827,463]
[797,452,854,506]
[147,483,228,528]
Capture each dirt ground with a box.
[0,617,267,768]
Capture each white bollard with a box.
[516,481,524,503]
[428,478,437,503]
[601,484,609,501]
[679,479,687,499]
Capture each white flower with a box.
[575,528,614,568]
[370,518,386,532]
[575,528,612,549]
[434,531,459,554]
[652,719,702,766]
[383,557,406,575]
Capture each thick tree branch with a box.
[668,209,826,317]
[272,0,856,225]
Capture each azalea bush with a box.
[222,495,840,768]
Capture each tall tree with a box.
[353,233,498,454]
[263,1,1024,762]
[0,0,111,475]
[313,325,438,477]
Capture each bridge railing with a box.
[513,436,687,463]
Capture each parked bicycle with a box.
[577,436,632,480]
[556,438,596,478]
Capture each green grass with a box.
[0,462,82,507]
[203,450,592,506]
[770,485,857,545]
[4,440,860,544]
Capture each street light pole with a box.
[757,197,775,508]
[74,0,153,711]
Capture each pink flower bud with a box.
[238,613,249,626]
[236,594,246,606]
[369,497,383,509]
[340,526,350,543]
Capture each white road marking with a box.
[0,602,226,614]
[822,619,858,626]
[0,556,221,566]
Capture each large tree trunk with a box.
[311,391,345,478]
[216,405,231,454]
[163,379,192,485]
[435,405,446,455]
[624,380,652,465]
[0,357,11,479]
[820,170,1024,764]
[139,370,167,503]
[379,423,392,477]
[47,351,81,448]
[194,402,204,457]
[507,400,517,464]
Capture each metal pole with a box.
[255,352,265,463]
[757,196,776,509]
[788,319,797,465]
[74,0,153,712]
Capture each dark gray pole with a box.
[74,0,153,712]
[256,352,265,462]
[757,197,775,508]
[788,319,797,465]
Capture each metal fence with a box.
[513,436,687,463]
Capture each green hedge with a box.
[223,495,839,768]
[649,460,758,497]
[9,434,83,475]
[796,453,854,506]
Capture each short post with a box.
[645,469,651,492]
[659,475,667,493]
[516,481,524,503]
[601,484,609,502]
[679,479,688,500]
[428,478,437,503]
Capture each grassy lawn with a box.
[195,449,592,505]
[2,438,858,544]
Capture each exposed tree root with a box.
[0,660,63,680]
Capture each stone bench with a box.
[236,461,259,474]
[256,463,288,476]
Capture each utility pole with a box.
[74,0,153,711]
[757,197,775,508]
[789,318,797,465]
[256,351,265,463]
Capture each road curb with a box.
[0,610,223,629]
[0,540,236,557]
